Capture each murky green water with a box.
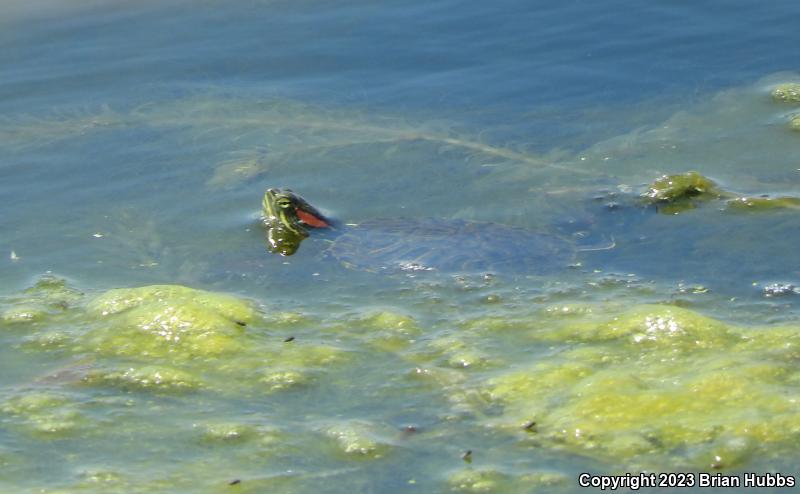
[3,1,800,492]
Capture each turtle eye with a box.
[276,199,292,208]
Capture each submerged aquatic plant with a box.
[131,95,586,189]
[0,104,129,151]
[577,75,800,193]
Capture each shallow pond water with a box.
[2,1,800,492]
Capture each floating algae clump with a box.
[446,468,510,493]
[82,364,203,392]
[638,171,800,214]
[1,275,83,325]
[445,468,568,494]
[483,305,800,470]
[340,310,423,352]
[771,83,800,103]
[0,391,86,438]
[322,420,394,459]
[68,284,350,395]
[641,171,724,213]
[726,195,800,211]
[82,285,261,361]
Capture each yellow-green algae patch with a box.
[322,420,394,459]
[234,340,348,395]
[445,467,569,494]
[482,305,800,469]
[73,284,351,396]
[197,422,260,443]
[447,468,510,493]
[0,391,86,438]
[82,364,203,392]
[1,275,83,325]
[330,310,423,353]
[726,196,800,211]
[259,370,311,392]
[82,285,260,361]
[425,336,491,369]
[771,83,800,103]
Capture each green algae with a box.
[259,369,311,392]
[2,306,46,324]
[427,336,490,369]
[459,315,532,333]
[481,304,800,469]
[726,195,800,211]
[0,391,86,438]
[75,284,353,396]
[87,284,258,322]
[1,281,351,399]
[535,304,736,347]
[0,105,128,151]
[1,275,83,326]
[336,310,423,352]
[134,95,569,192]
[322,420,393,459]
[197,422,260,443]
[82,285,259,361]
[641,171,724,213]
[20,330,74,351]
[771,83,800,103]
[82,364,203,392]
[516,471,570,489]
[447,468,510,493]
[445,467,569,494]
[258,341,346,369]
[791,114,800,131]
[574,75,800,204]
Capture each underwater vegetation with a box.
[574,75,800,194]
[0,105,129,152]
[129,95,573,189]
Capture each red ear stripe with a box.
[296,208,330,228]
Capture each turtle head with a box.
[262,188,331,256]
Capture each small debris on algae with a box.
[523,420,538,432]
[10,250,20,261]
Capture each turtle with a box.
[261,188,584,275]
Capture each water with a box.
[2,1,800,492]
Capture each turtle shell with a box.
[325,218,574,274]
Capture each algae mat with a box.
[2,275,800,492]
